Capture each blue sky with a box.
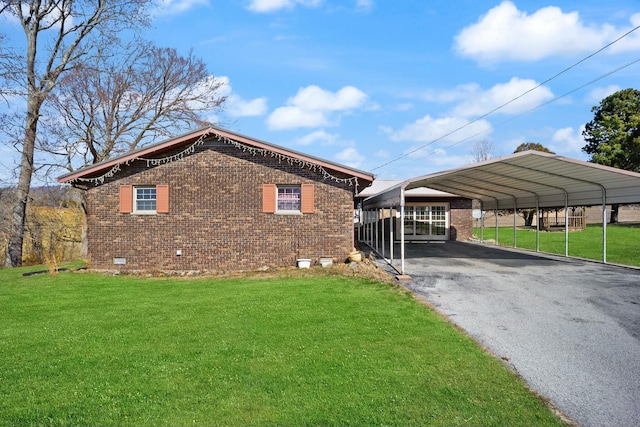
[3,1,640,182]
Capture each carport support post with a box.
[602,198,607,263]
[480,201,484,242]
[365,210,370,246]
[513,198,517,248]
[363,210,367,245]
[375,209,379,253]
[362,210,366,244]
[400,188,406,275]
[381,207,385,259]
[377,208,381,254]
[366,210,370,246]
[565,195,569,257]
[535,199,540,252]
[495,207,499,245]
[389,207,394,263]
[365,210,369,246]
[369,211,373,247]
[372,212,375,249]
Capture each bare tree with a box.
[37,41,227,257]
[470,139,494,163]
[1,0,152,267]
[40,42,227,169]
[0,33,19,104]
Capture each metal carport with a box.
[362,150,640,274]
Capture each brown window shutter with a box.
[301,184,315,214]
[119,185,133,213]
[262,184,276,213]
[156,184,169,213]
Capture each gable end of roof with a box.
[57,126,376,189]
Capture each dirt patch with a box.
[216,258,398,284]
[85,255,398,285]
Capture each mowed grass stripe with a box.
[0,268,566,426]
[475,223,640,266]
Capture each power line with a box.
[371,24,640,172]
[388,57,640,169]
[439,57,640,152]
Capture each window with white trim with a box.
[400,203,449,240]
[134,186,157,213]
[277,186,301,212]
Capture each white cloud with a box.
[182,74,228,105]
[389,115,493,145]
[214,76,268,118]
[378,125,393,135]
[394,102,413,111]
[374,149,389,158]
[289,85,367,111]
[156,0,209,15]
[419,83,480,103]
[296,129,340,146]
[355,0,373,12]
[246,0,322,13]
[216,76,233,97]
[390,146,474,176]
[334,147,365,168]
[585,85,621,105]
[245,0,371,13]
[427,149,474,168]
[267,107,328,129]
[228,97,268,117]
[551,126,586,155]
[267,85,368,130]
[416,78,554,118]
[610,13,640,54]
[454,1,640,63]
[452,78,554,117]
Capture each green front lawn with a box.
[0,266,566,426]
[475,223,640,267]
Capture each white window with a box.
[400,203,449,240]
[134,187,157,213]
[277,186,301,212]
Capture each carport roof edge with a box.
[363,151,640,210]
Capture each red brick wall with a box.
[448,198,473,240]
[85,144,359,273]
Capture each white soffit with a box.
[365,151,640,210]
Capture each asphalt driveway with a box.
[384,241,640,427]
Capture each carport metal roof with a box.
[360,150,640,274]
[363,150,640,211]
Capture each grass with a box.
[0,264,567,427]
[474,223,640,267]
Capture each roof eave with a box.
[57,126,376,185]
[57,127,213,183]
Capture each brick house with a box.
[58,127,375,273]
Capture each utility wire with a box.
[438,58,639,163]
[401,57,640,165]
[445,57,640,149]
[371,24,640,171]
